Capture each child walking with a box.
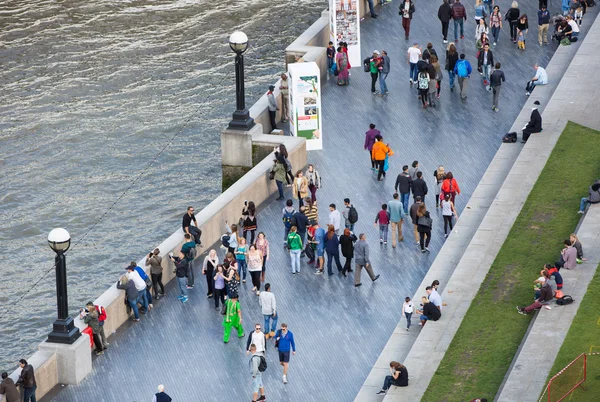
[403,297,414,330]
[374,204,390,245]
[517,29,525,50]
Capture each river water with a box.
[0,0,324,369]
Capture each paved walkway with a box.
[43,1,558,401]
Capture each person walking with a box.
[445,43,459,92]
[305,164,321,202]
[202,249,218,299]
[271,158,287,200]
[152,384,172,402]
[454,53,472,100]
[379,50,390,95]
[399,0,416,40]
[80,301,106,356]
[490,62,505,112]
[388,193,404,248]
[374,204,391,245]
[146,248,164,300]
[438,0,452,44]
[407,42,421,84]
[255,232,270,283]
[408,160,421,181]
[452,0,468,42]
[242,201,258,246]
[441,193,458,237]
[395,166,412,214]
[369,50,381,94]
[416,204,433,252]
[474,0,487,25]
[328,203,342,234]
[246,324,267,357]
[477,43,494,90]
[537,6,550,46]
[267,85,278,132]
[287,226,303,274]
[364,123,381,171]
[235,237,248,283]
[517,14,529,49]
[223,296,244,343]
[282,200,296,245]
[490,6,503,45]
[324,225,344,275]
[292,170,309,209]
[248,344,266,402]
[507,2,520,43]
[259,283,277,338]
[275,323,296,384]
[311,221,326,274]
[354,234,380,287]
[248,245,263,295]
[16,360,36,402]
[410,196,423,245]
[116,275,140,321]
[411,171,428,203]
[403,297,414,330]
[440,171,461,204]
[417,66,430,108]
[342,198,359,231]
[0,372,19,402]
[213,265,226,310]
[431,55,443,100]
[339,228,357,276]
[433,165,445,207]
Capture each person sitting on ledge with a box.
[545,264,563,291]
[521,100,542,143]
[517,271,553,314]
[570,233,586,264]
[577,179,600,214]
[525,64,548,96]
[555,239,577,270]
[376,361,408,395]
[415,295,441,326]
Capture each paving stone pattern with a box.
[43,1,557,401]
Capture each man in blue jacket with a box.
[275,323,296,384]
[453,53,472,100]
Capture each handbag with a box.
[268,170,275,180]
[418,215,433,228]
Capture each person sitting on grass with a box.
[518,272,553,314]
[376,361,408,395]
[555,239,577,270]
[578,179,600,214]
[415,296,441,326]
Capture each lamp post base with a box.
[228,109,255,130]
[47,316,81,344]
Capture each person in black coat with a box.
[395,165,413,214]
[522,101,542,143]
[438,0,453,43]
[339,229,358,277]
[411,171,428,202]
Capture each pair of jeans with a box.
[405,311,412,329]
[214,287,225,308]
[264,313,278,334]
[371,72,378,92]
[443,215,454,234]
[127,298,140,319]
[276,180,284,198]
[379,72,388,93]
[328,57,333,69]
[151,273,165,297]
[447,70,455,89]
[138,289,149,311]
[290,249,301,273]
[580,197,589,212]
[177,276,188,297]
[482,64,491,86]
[453,18,464,40]
[419,230,431,250]
[379,224,389,242]
[400,192,410,213]
[409,62,418,81]
[237,259,247,280]
[491,26,500,43]
[23,385,37,402]
[326,251,343,274]
[345,223,354,232]
[367,0,375,16]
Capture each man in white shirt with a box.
[328,203,341,234]
[426,286,442,311]
[259,283,277,338]
[126,265,149,312]
[407,42,422,84]
[246,324,267,356]
[525,63,548,96]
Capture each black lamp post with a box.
[47,228,80,344]
[228,31,255,130]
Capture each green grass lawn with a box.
[422,122,600,402]
[543,263,600,402]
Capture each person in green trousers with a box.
[223,296,244,343]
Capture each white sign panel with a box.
[329,0,361,68]
[288,62,322,151]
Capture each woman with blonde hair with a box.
[116,275,140,321]
[433,165,446,207]
[376,361,409,394]
[292,170,309,209]
[202,249,219,299]
[506,1,520,42]
[569,233,585,263]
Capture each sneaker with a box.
[494,107,499,112]
[493,42,497,46]
[207,294,213,299]
[181,296,188,303]
[133,318,140,322]
[252,286,257,292]
[383,241,387,245]
[576,258,583,264]
[492,105,495,110]
[355,283,362,287]
[177,295,184,300]
[256,291,261,296]
[460,35,464,39]
[376,390,386,395]
[450,87,454,92]
[186,286,193,289]
[380,238,383,244]
[525,91,531,96]
[283,375,288,384]
[443,39,448,44]
[242,279,246,283]
[96,350,104,356]
[409,79,413,84]
[258,396,266,401]
[425,247,430,252]
[483,79,488,85]
[577,210,584,214]
[444,234,448,238]
[406,328,409,331]
[373,274,380,282]
[104,342,110,347]
[518,309,527,315]
[315,270,323,275]
[421,249,426,253]
[436,94,440,99]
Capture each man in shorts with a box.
[249,344,266,401]
[275,323,296,384]
[312,221,326,274]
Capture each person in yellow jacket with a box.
[292,170,309,209]
[371,135,390,181]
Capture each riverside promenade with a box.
[41,1,556,401]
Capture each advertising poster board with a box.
[288,62,322,151]
[329,0,361,67]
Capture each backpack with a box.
[363,57,371,72]
[283,209,295,229]
[418,72,429,89]
[556,295,574,305]
[254,355,268,372]
[348,206,359,224]
[456,61,468,78]
[502,132,517,143]
[95,306,107,323]
[185,245,197,260]
[560,37,571,46]
[221,234,231,248]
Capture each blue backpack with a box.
[456,61,468,78]
[283,209,295,229]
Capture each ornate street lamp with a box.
[228,31,255,130]
[47,228,80,344]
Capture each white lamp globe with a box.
[229,31,249,54]
[48,228,71,253]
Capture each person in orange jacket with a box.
[440,171,460,204]
[371,135,390,181]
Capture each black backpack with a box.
[185,246,197,261]
[363,57,371,72]
[254,355,267,372]
[348,206,359,224]
[556,295,574,305]
[221,234,231,248]
[502,132,517,143]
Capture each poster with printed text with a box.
[288,62,322,151]
[329,0,361,67]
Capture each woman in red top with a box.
[374,204,391,245]
[440,171,461,204]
